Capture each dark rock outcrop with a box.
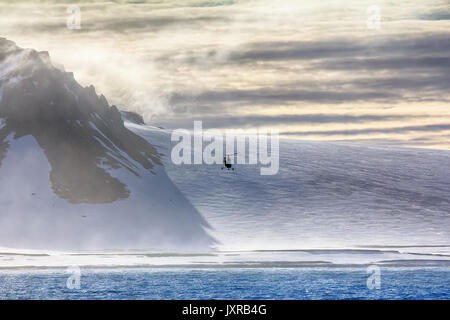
[0,38,163,204]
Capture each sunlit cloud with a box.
[1,0,449,149]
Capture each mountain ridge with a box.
[0,38,163,204]
[0,38,214,251]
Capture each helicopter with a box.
[221,153,238,171]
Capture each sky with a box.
[1,0,449,149]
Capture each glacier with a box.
[129,123,450,253]
[0,37,449,269]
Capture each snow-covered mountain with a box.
[0,38,214,251]
[1,37,449,262]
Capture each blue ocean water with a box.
[1,267,449,300]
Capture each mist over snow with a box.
[0,38,215,251]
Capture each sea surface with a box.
[1,267,449,300]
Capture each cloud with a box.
[152,113,427,130]
[1,0,449,149]
[185,34,450,63]
[169,88,401,106]
[283,123,450,136]
[320,56,450,71]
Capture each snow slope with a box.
[0,38,214,251]
[2,123,447,269]
[128,123,450,253]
